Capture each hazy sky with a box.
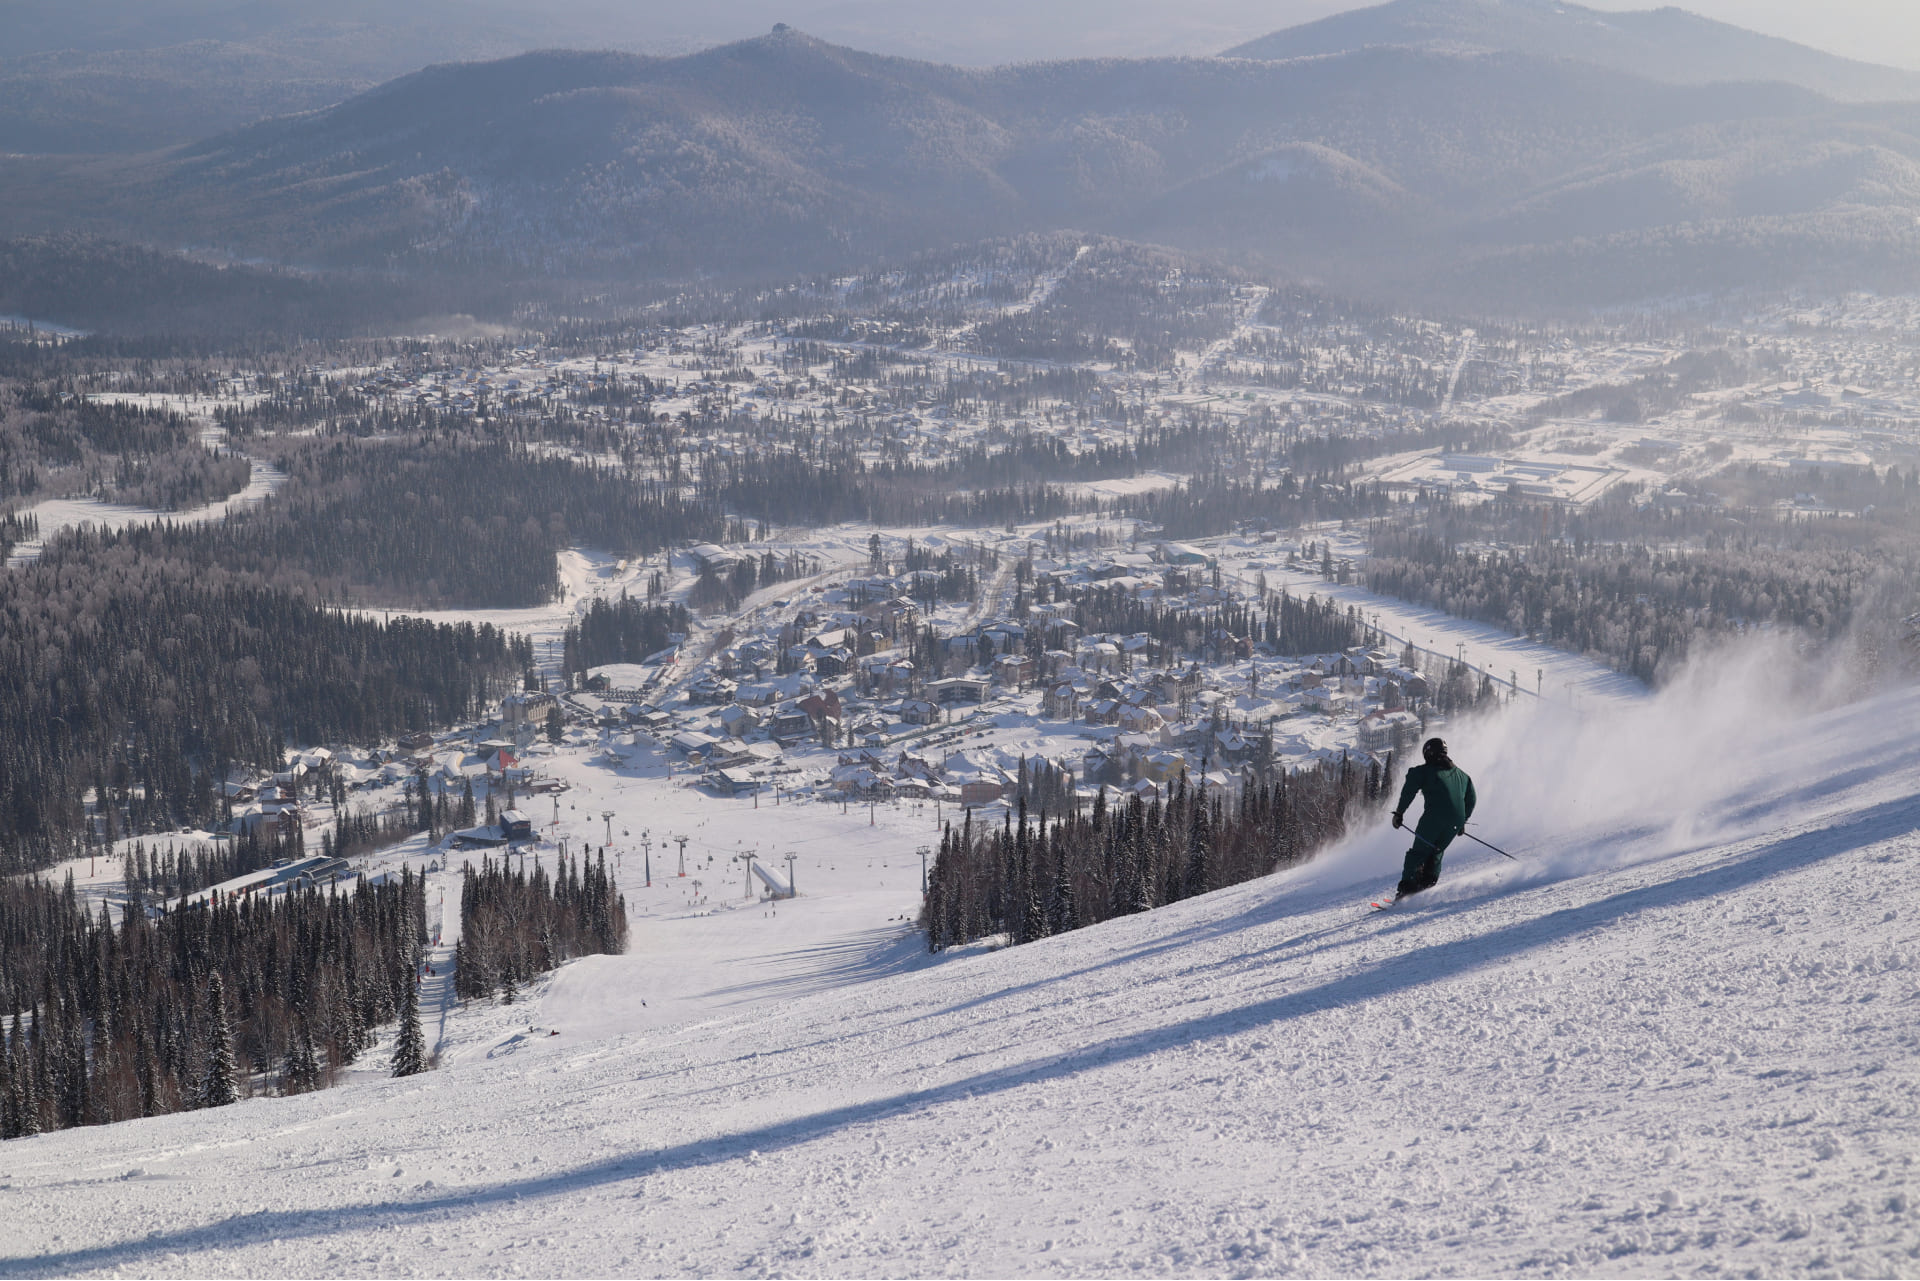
[14,0,1920,74]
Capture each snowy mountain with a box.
[10,28,1920,308]
[1226,0,1920,102]
[4,636,1917,1276]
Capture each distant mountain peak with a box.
[6,27,1920,309]
[1225,0,1920,102]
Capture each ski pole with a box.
[1459,829,1518,861]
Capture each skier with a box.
[1389,737,1476,900]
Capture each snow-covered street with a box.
[3,644,1917,1278]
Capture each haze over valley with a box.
[3,4,1920,1278]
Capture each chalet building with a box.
[768,708,814,742]
[992,653,1033,686]
[501,691,557,731]
[898,698,942,726]
[710,767,760,796]
[1043,682,1083,719]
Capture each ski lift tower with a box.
[735,849,756,898]
[784,851,799,895]
[602,810,614,852]
[675,834,690,877]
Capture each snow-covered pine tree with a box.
[0,1038,17,1139]
[282,1018,321,1094]
[390,976,426,1078]
[1183,786,1213,899]
[198,975,239,1108]
[12,1044,37,1136]
[1046,830,1078,935]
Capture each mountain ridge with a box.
[4,27,1919,309]
[1226,0,1920,102]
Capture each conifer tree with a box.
[14,1051,38,1136]
[282,1018,321,1095]
[198,975,239,1109]
[390,976,426,1078]
[1183,785,1213,898]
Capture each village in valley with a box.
[67,245,1920,922]
[15,11,1920,1272]
[6,240,1914,1091]
[179,528,1477,914]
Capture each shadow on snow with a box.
[11,792,1915,1277]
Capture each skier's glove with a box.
[1391,812,1403,829]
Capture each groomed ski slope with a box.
[5,641,1920,1278]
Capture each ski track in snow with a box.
[6,664,1920,1276]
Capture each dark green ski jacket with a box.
[1395,762,1476,841]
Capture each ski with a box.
[1368,894,1400,913]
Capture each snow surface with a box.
[1213,529,1648,707]
[4,455,284,567]
[5,639,1920,1278]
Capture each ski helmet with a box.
[1422,737,1452,767]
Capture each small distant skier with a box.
[1390,737,1476,900]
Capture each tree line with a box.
[0,866,426,1139]
[0,543,528,873]
[89,437,721,609]
[0,373,250,510]
[452,852,628,1004]
[561,597,691,680]
[120,829,308,909]
[1053,586,1370,660]
[923,758,1386,952]
[1364,475,1920,684]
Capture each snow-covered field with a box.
[3,455,284,566]
[4,638,1917,1278]
[1212,529,1647,707]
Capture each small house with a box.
[711,768,761,796]
[899,698,943,726]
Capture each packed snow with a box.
[4,640,1918,1278]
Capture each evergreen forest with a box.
[453,853,629,1003]
[0,865,427,1139]
[923,758,1392,953]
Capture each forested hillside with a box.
[0,372,249,509]
[5,30,1920,309]
[0,546,526,872]
[1364,467,1920,684]
[108,438,718,608]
